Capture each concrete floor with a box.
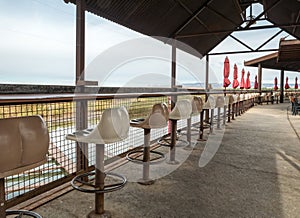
[34,102,300,218]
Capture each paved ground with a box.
[34,102,300,218]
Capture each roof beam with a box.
[176,23,300,39]
[255,29,283,51]
[169,0,213,38]
[293,10,300,34]
[206,5,240,27]
[229,35,254,51]
[209,48,278,55]
[243,0,282,29]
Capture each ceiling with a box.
[64,0,300,57]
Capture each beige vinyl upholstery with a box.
[169,99,192,120]
[202,95,216,110]
[228,95,234,105]
[0,116,49,179]
[215,96,225,108]
[66,107,129,144]
[191,96,203,115]
[130,103,169,129]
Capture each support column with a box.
[280,69,284,103]
[168,40,179,165]
[75,0,88,173]
[258,64,262,94]
[205,55,209,122]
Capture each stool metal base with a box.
[137,178,155,185]
[126,150,166,165]
[6,210,42,218]
[165,160,180,165]
[71,171,127,194]
[87,210,111,218]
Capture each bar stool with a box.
[232,94,238,120]
[158,99,192,164]
[227,95,234,122]
[66,107,129,218]
[126,103,168,185]
[215,96,225,129]
[240,94,245,114]
[0,116,49,218]
[202,95,216,134]
[184,96,203,150]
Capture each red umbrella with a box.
[285,77,290,89]
[295,77,298,89]
[254,75,258,89]
[245,71,251,89]
[274,77,278,91]
[232,64,239,89]
[240,68,245,89]
[223,56,231,88]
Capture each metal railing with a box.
[0,90,206,208]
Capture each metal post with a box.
[184,118,193,150]
[198,111,206,141]
[232,103,235,120]
[75,0,88,173]
[210,109,214,133]
[258,64,262,94]
[139,129,153,184]
[280,69,284,103]
[168,40,179,165]
[205,55,209,122]
[223,105,227,125]
[89,144,111,218]
[228,104,231,122]
[0,178,5,218]
[217,107,221,129]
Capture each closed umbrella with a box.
[274,77,278,91]
[245,71,251,89]
[223,56,231,88]
[285,77,290,89]
[295,77,298,89]
[254,75,258,89]
[240,69,245,89]
[232,64,239,89]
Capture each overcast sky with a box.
[0,0,298,88]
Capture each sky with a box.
[0,0,298,88]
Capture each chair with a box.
[0,116,49,218]
[126,103,168,185]
[158,99,192,164]
[66,107,129,217]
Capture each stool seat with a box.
[215,96,225,108]
[66,107,129,144]
[0,115,49,218]
[129,103,169,129]
[202,95,216,110]
[169,99,192,120]
[191,96,203,115]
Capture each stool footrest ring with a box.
[71,171,127,194]
[6,210,42,218]
[158,135,188,147]
[126,150,166,165]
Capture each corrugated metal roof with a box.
[65,0,248,57]
[65,0,299,57]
